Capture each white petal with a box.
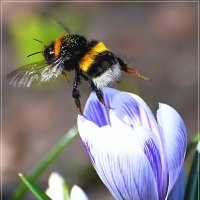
[197,141,200,153]
[46,172,66,200]
[70,185,89,200]
[157,103,187,195]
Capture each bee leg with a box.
[72,88,83,115]
[62,70,70,83]
[117,57,151,81]
[72,72,83,115]
[90,82,113,109]
[124,67,151,81]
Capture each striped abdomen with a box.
[79,41,121,88]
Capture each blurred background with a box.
[2,2,198,200]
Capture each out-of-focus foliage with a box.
[9,11,85,65]
[186,133,200,156]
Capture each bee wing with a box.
[7,60,63,87]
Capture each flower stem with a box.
[12,126,78,200]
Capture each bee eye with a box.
[43,46,56,63]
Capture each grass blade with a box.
[12,126,78,200]
[186,133,200,156]
[184,142,200,200]
[18,173,52,200]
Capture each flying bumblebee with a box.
[7,21,150,114]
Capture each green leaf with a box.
[186,133,200,156]
[18,173,52,200]
[12,126,78,200]
[184,143,200,200]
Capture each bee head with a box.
[43,44,55,63]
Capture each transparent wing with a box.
[7,59,63,87]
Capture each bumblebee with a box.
[7,24,150,114]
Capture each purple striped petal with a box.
[110,92,158,132]
[109,91,169,198]
[78,88,187,200]
[84,88,119,127]
[78,116,161,200]
[157,103,187,196]
[109,92,163,150]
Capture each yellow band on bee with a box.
[79,42,108,72]
[54,35,65,57]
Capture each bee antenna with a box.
[33,38,47,47]
[27,51,43,57]
[49,15,71,33]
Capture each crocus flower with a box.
[46,172,89,200]
[78,88,187,200]
[168,167,185,200]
